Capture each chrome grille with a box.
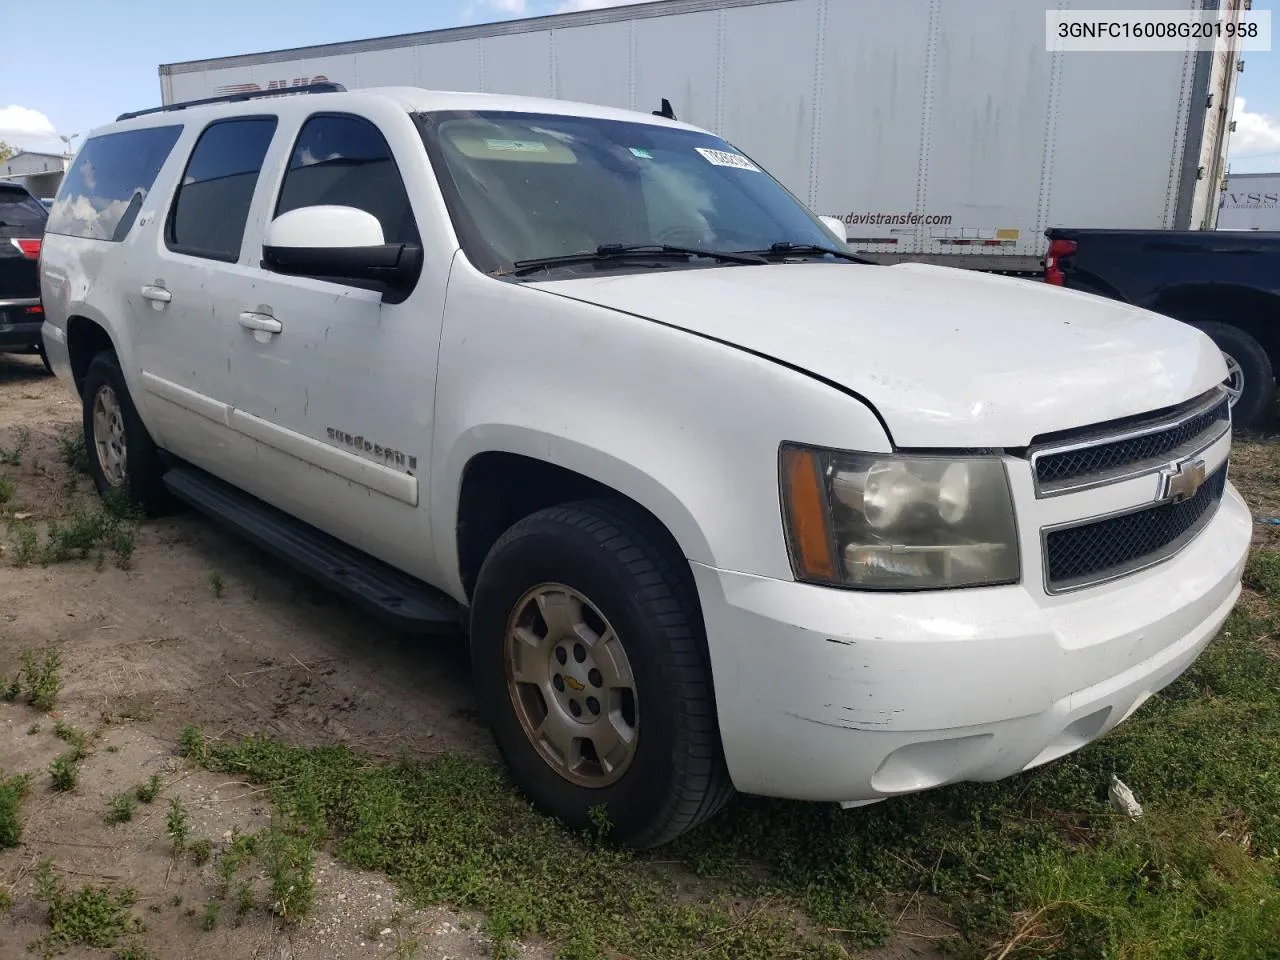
[1043,464,1227,594]
[1030,390,1230,497]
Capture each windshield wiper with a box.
[740,242,875,264]
[509,243,767,276]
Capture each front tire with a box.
[81,350,168,515]
[471,500,732,848]
[1189,321,1274,430]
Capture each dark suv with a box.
[0,180,50,372]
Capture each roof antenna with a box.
[652,98,676,120]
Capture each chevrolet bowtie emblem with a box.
[1158,458,1207,504]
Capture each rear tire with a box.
[470,499,733,848]
[1189,321,1274,430]
[81,350,168,516]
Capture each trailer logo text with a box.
[834,212,952,226]
[213,75,332,95]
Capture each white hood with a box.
[531,262,1227,448]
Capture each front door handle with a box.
[140,285,171,303]
[238,311,282,334]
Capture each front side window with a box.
[167,116,278,262]
[418,110,841,275]
[46,125,183,242]
[276,114,417,245]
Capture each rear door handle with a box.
[140,285,171,303]
[238,311,282,334]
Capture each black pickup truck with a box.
[1044,227,1279,429]
[0,180,50,372]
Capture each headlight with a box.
[780,444,1020,589]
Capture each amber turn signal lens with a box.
[781,446,836,581]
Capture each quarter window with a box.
[46,125,183,242]
[167,117,277,262]
[276,114,417,244]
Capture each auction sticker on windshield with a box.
[485,139,549,153]
[695,147,760,171]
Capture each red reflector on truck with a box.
[1044,239,1076,285]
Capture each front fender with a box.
[429,257,890,599]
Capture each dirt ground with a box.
[0,351,946,960]
[0,350,545,960]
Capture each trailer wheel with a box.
[1189,321,1274,430]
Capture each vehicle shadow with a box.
[0,351,49,383]
[123,504,487,763]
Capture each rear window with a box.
[0,187,48,235]
[46,124,183,242]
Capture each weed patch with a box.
[105,792,138,826]
[166,798,190,856]
[49,754,79,792]
[33,860,142,954]
[134,774,163,804]
[1,648,62,711]
[56,430,90,475]
[0,771,32,848]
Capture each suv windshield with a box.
[418,110,846,276]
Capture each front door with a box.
[222,110,445,583]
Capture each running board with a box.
[163,465,462,634]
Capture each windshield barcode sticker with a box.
[484,139,549,153]
[695,147,760,171]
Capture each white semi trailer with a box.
[1218,171,1280,230]
[159,0,1244,274]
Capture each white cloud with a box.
[488,0,526,11]
[555,0,654,11]
[1230,96,1280,156]
[0,105,57,147]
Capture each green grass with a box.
[49,754,79,793]
[0,772,32,848]
[189,837,213,866]
[116,945,156,960]
[1,649,62,712]
[199,899,220,931]
[210,570,226,598]
[0,427,31,467]
[54,720,88,760]
[166,797,190,856]
[33,860,142,954]
[0,475,14,506]
[157,441,1280,958]
[178,563,1280,959]
[8,492,141,571]
[134,774,163,805]
[57,429,90,475]
[105,792,138,826]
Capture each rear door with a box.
[134,115,279,473]
[0,183,48,338]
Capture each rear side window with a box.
[167,117,278,262]
[0,187,48,235]
[46,125,182,242]
[275,114,418,244]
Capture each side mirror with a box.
[261,205,422,303]
[819,216,847,245]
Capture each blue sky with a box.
[2,0,1278,172]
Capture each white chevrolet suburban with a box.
[39,84,1251,848]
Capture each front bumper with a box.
[692,482,1251,803]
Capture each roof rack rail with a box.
[116,82,347,122]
